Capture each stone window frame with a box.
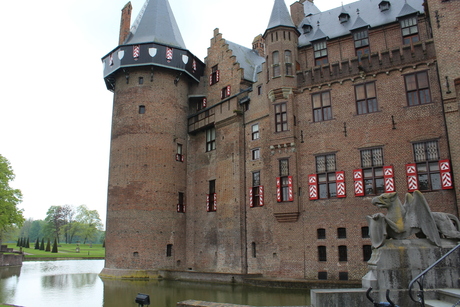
[315,153,337,199]
[274,103,288,132]
[413,140,442,191]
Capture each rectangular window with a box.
[354,29,370,57]
[277,159,293,202]
[207,180,216,212]
[312,91,332,122]
[221,85,231,99]
[361,148,384,195]
[313,40,328,65]
[400,16,419,45]
[339,272,349,281]
[355,82,378,114]
[317,228,326,239]
[361,226,370,238]
[257,85,262,95]
[318,246,327,261]
[252,148,260,160]
[405,71,431,106]
[206,127,216,152]
[273,51,280,77]
[318,271,328,280]
[316,154,337,198]
[275,103,288,132]
[338,245,348,262]
[252,171,261,207]
[337,228,347,239]
[166,244,173,257]
[210,65,219,85]
[252,124,260,140]
[139,105,146,114]
[177,192,185,213]
[363,245,372,261]
[176,144,184,162]
[413,141,441,191]
[285,50,293,75]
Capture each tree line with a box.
[0,154,104,245]
[17,204,104,244]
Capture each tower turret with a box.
[263,0,300,91]
[100,0,204,278]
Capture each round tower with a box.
[100,0,204,278]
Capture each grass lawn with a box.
[6,243,105,259]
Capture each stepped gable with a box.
[226,40,265,83]
[298,0,424,47]
[123,0,186,49]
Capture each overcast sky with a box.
[0,0,355,227]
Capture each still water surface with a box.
[0,260,310,307]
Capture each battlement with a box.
[298,40,436,88]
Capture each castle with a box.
[100,0,460,282]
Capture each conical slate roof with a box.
[123,0,186,49]
[267,0,296,30]
[397,2,419,18]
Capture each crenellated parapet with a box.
[297,40,436,89]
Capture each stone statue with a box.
[367,190,460,248]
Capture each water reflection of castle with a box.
[100,0,460,283]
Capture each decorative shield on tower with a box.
[149,47,157,57]
[182,54,189,64]
[118,50,125,60]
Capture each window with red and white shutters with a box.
[276,176,294,202]
[309,172,346,200]
[354,166,394,196]
[249,186,264,207]
[206,193,217,212]
[406,159,453,191]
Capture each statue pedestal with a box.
[362,238,460,303]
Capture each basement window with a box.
[139,105,146,114]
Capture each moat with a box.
[0,260,311,307]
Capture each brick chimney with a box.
[119,2,132,45]
[291,0,307,27]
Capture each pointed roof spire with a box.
[267,0,296,31]
[123,0,186,49]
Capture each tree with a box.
[45,238,51,252]
[51,238,58,253]
[75,205,103,244]
[0,154,25,244]
[40,238,45,250]
[34,238,40,249]
[44,206,66,242]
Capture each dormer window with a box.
[302,24,313,34]
[339,12,350,23]
[353,29,370,57]
[313,40,328,66]
[400,15,419,45]
[379,1,391,11]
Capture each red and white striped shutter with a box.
[206,194,210,211]
[259,186,264,206]
[181,155,184,162]
[406,163,418,192]
[439,159,453,190]
[249,188,253,208]
[209,74,213,86]
[183,204,186,213]
[226,85,231,97]
[384,166,395,193]
[336,171,346,198]
[216,70,220,82]
[276,177,281,202]
[354,169,364,196]
[213,193,217,211]
[288,176,294,201]
[308,174,318,200]
[220,89,224,99]
[203,98,207,108]
[177,204,181,212]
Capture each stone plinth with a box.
[362,239,460,291]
